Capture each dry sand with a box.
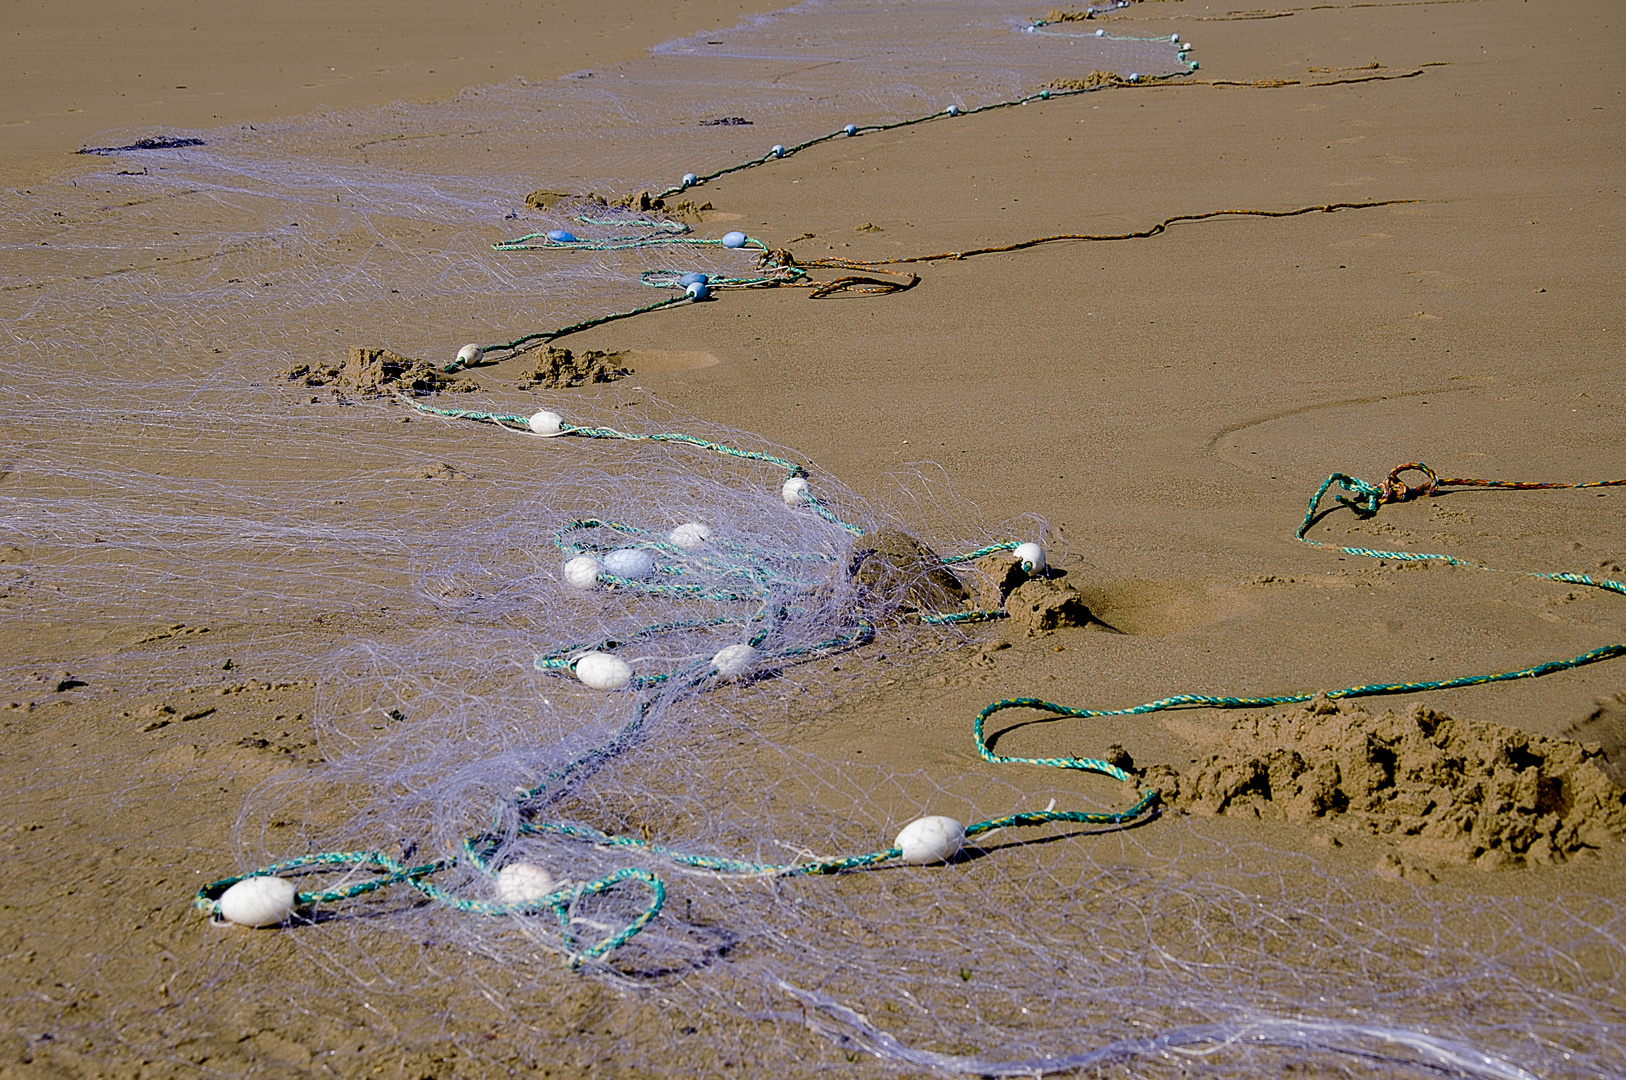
[3,0,1624,1076]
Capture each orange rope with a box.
[1377,462,1626,505]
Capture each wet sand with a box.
[3,1,1623,1076]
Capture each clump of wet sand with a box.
[1046,71,1130,91]
[517,345,632,389]
[283,347,477,396]
[1142,696,1626,869]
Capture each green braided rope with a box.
[920,609,1008,625]
[1028,24,1179,39]
[196,462,1625,963]
[969,469,1626,762]
[939,542,1020,564]
[574,214,689,233]
[493,233,768,254]
[647,70,1191,201]
[404,402,875,538]
[553,426,808,476]
[445,294,692,370]
[521,737,1156,880]
[402,403,807,481]
[639,268,809,290]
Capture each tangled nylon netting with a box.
[3,2,1625,1078]
[176,398,1624,1078]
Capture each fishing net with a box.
[1,2,1623,1078]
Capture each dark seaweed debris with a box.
[700,117,752,126]
[79,136,205,156]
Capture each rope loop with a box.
[807,273,919,299]
[1379,462,1439,504]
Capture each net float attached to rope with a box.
[670,522,712,549]
[602,548,654,579]
[528,411,565,437]
[711,643,760,681]
[574,652,633,690]
[563,556,603,590]
[217,876,298,927]
[895,816,966,866]
[1013,542,1046,574]
[495,862,556,905]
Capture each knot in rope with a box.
[1332,473,1384,516]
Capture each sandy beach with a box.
[2,1,1622,1076]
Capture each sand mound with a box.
[524,189,714,223]
[965,551,1094,635]
[516,345,632,389]
[1046,71,1128,91]
[283,348,475,396]
[1143,697,1626,868]
[852,529,967,613]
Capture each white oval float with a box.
[218,876,298,927]
[601,548,654,579]
[563,555,603,590]
[711,643,760,681]
[528,410,564,437]
[781,477,811,505]
[575,652,633,690]
[495,862,555,905]
[670,522,712,549]
[894,816,966,865]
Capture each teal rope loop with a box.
[192,852,665,967]
[968,467,1626,778]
